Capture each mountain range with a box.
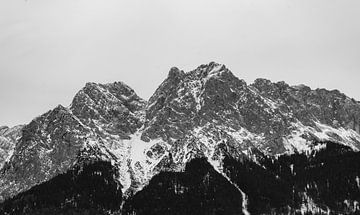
[1,62,360,214]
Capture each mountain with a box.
[1,62,360,214]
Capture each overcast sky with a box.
[0,0,359,126]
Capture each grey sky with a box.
[0,0,359,126]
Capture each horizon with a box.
[1,0,360,126]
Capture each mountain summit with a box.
[1,62,360,214]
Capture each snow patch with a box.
[108,133,170,193]
[282,120,360,155]
[313,122,360,151]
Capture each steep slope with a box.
[0,125,23,169]
[1,62,360,214]
[0,160,123,215]
[140,62,360,175]
[0,81,146,201]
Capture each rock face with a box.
[1,62,360,214]
[0,125,23,170]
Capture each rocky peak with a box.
[74,81,145,109]
[143,63,360,157]
[0,80,149,201]
[147,68,184,112]
[189,62,231,81]
[0,103,94,201]
[70,82,146,139]
[143,62,246,140]
[168,67,185,79]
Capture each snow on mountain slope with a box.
[0,125,23,169]
[0,136,14,170]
